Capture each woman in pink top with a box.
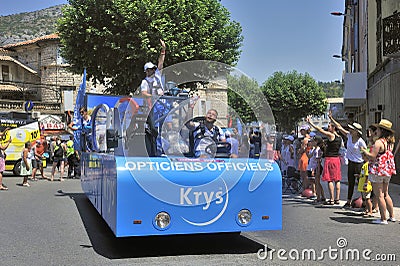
[361,119,396,225]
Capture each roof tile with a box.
[2,33,59,49]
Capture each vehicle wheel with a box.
[13,160,22,176]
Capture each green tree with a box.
[261,71,327,133]
[57,0,243,95]
[227,75,259,123]
[318,81,344,98]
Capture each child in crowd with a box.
[306,137,318,199]
[312,136,325,203]
[366,125,379,213]
[356,152,373,217]
[297,125,311,192]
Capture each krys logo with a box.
[179,179,229,226]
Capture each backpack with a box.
[54,144,64,157]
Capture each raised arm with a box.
[328,110,348,136]
[158,39,166,70]
[184,96,199,129]
[306,115,335,141]
[0,135,12,150]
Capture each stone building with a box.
[338,0,400,183]
[367,0,400,183]
[194,79,228,127]
[0,34,83,116]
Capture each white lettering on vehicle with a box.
[180,187,224,210]
[125,161,274,172]
[181,179,230,226]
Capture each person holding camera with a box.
[249,129,262,159]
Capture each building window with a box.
[374,112,382,123]
[56,47,68,65]
[1,65,10,81]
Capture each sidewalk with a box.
[289,164,400,221]
[339,164,400,208]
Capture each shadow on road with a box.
[55,190,263,259]
[329,216,375,224]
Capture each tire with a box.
[13,159,22,176]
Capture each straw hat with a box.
[374,119,394,133]
[347,122,363,135]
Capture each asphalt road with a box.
[0,172,271,266]
[1,167,399,265]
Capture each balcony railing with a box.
[0,99,62,113]
[383,12,400,57]
[0,81,63,114]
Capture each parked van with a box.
[0,112,46,175]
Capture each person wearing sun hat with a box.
[348,123,363,136]
[361,118,396,225]
[328,111,367,209]
[280,135,296,176]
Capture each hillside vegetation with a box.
[0,5,64,46]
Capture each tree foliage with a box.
[57,0,243,95]
[227,75,259,123]
[318,81,344,98]
[261,71,327,133]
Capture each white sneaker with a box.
[388,217,396,222]
[22,183,30,187]
[372,219,388,225]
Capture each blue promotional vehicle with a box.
[79,78,281,237]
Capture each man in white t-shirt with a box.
[140,39,166,97]
[139,39,168,156]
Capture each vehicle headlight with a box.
[154,212,171,229]
[237,209,252,226]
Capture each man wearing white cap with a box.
[281,135,296,176]
[141,39,166,97]
[140,39,167,156]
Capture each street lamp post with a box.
[331,11,354,73]
[333,54,348,62]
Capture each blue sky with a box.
[0,0,345,84]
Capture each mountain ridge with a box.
[0,5,65,46]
